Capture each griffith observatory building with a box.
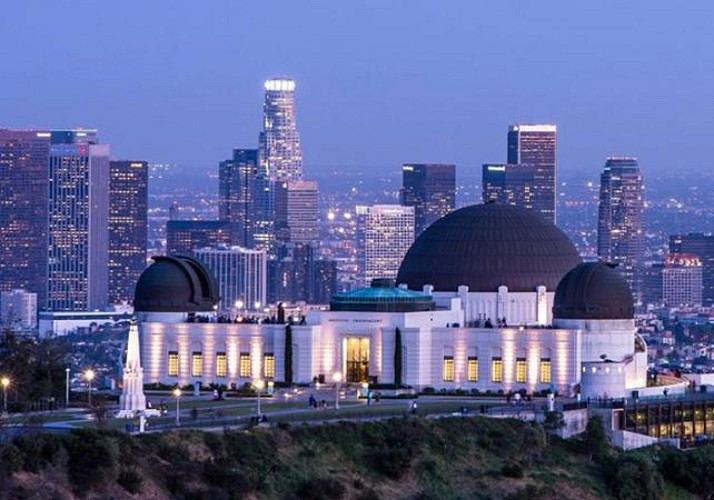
[135,203,648,399]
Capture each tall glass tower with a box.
[507,124,557,224]
[597,157,645,299]
[400,163,456,235]
[259,78,303,182]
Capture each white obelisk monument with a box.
[117,321,147,418]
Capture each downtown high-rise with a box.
[0,129,51,307]
[597,157,645,298]
[507,124,557,224]
[259,78,303,182]
[275,180,319,245]
[47,130,110,311]
[482,163,536,210]
[669,233,714,306]
[219,148,259,247]
[400,163,456,235]
[108,160,148,305]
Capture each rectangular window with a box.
[216,352,227,378]
[443,356,454,382]
[263,353,275,379]
[191,351,203,378]
[491,357,503,383]
[516,358,527,383]
[467,357,479,382]
[540,358,552,383]
[239,352,251,378]
[168,351,179,377]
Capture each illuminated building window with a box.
[191,352,203,378]
[516,358,527,383]
[239,352,251,378]
[216,352,227,378]
[467,357,479,382]
[263,353,275,379]
[443,356,454,382]
[491,357,503,383]
[540,359,552,383]
[168,351,179,377]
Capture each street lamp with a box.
[333,372,342,410]
[65,368,70,407]
[235,300,244,320]
[1,377,10,414]
[84,369,95,408]
[254,301,261,311]
[254,379,265,416]
[173,387,182,426]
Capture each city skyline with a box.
[0,2,711,175]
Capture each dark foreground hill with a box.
[0,416,711,499]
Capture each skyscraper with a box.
[597,157,645,297]
[275,180,319,245]
[193,246,267,314]
[507,124,557,224]
[259,78,303,182]
[356,205,415,286]
[481,163,536,210]
[108,161,148,305]
[47,130,110,311]
[267,243,337,304]
[669,233,714,306]
[166,220,235,255]
[400,163,455,235]
[662,253,703,309]
[0,129,51,307]
[218,149,258,247]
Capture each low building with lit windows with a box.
[136,204,649,399]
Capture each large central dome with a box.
[396,203,582,292]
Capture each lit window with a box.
[191,352,203,378]
[467,357,478,382]
[168,351,179,377]
[443,356,454,382]
[491,357,503,383]
[263,353,275,379]
[239,352,251,378]
[516,358,527,383]
[540,359,552,383]
[216,352,227,378]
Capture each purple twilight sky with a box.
[1,1,712,176]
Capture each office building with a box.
[268,243,338,304]
[193,246,267,314]
[507,124,557,224]
[482,163,536,210]
[400,163,455,235]
[166,220,235,255]
[259,78,303,182]
[0,129,51,307]
[0,289,37,330]
[669,233,714,306]
[597,157,645,297]
[356,205,415,286]
[47,130,110,311]
[108,161,148,305]
[662,254,703,309]
[275,180,319,245]
[218,149,258,247]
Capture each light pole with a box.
[235,300,244,321]
[173,387,182,426]
[333,371,342,410]
[84,369,95,408]
[65,367,70,407]
[254,379,265,416]
[1,377,10,414]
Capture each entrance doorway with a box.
[345,337,370,383]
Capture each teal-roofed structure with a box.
[330,278,435,312]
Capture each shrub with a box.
[370,445,412,479]
[421,387,435,394]
[117,467,143,494]
[501,461,524,478]
[293,477,346,500]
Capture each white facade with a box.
[259,78,303,182]
[0,289,37,329]
[193,246,267,314]
[662,256,703,309]
[357,205,415,287]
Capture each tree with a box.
[542,411,565,443]
[584,415,608,463]
[284,324,293,385]
[394,327,402,387]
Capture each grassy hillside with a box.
[0,416,709,499]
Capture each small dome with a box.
[553,261,634,320]
[134,255,219,312]
[330,279,435,313]
[397,203,582,292]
